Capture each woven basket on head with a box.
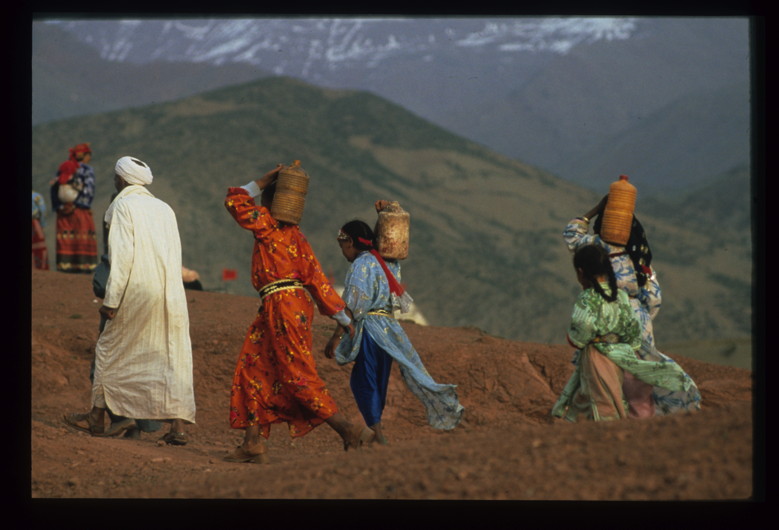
[271,160,309,225]
[600,175,637,246]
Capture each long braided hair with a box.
[574,244,618,302]
[593,214,653,287]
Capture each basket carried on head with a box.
[600,174,637,246]
[271,160,309,225]
[376,201,410,260]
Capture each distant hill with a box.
[31,77,752,352]
[642,165,753,246]
[475,18,752,195]
[33,18,752,197]
[553,82,751,194]
[32,23,271,125]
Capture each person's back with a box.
[66,156,195,443]
[569,284,641,351]
[252,221,313,282]
[222,164,375,463]
[225,185,342,316]
[104,188,187,323]
[117,192,182,283]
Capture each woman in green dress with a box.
[552,245,698,422]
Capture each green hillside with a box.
[31,77,753,360]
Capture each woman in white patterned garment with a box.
[563,196,701,417]
[324,204,464,444]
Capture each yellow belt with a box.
[367,309,393,318]
[259,279,304,300]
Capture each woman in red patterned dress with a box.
[49,143,98,273]
[223,164,374,463]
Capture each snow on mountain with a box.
[36,17,750,196]
[45,17,638,72]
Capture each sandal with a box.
[344,426,375,451]
[63,412,104,436]
[223,445,268,464]
[159,431,188,446]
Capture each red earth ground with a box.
[28,269,763,524]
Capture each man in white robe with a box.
[64,156,196,444]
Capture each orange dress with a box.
[225,188,346,438]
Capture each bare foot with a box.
[344,425,376,451]
[223,443,268,464]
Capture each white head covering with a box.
[115,156,154,186]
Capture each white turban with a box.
[115,156,154,186]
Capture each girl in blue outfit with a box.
[325,203,464,444]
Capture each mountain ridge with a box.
[34,17,752,197]
[31,77,752,353]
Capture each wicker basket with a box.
[271,160,309,225]
[377,201,410,260]
[600,175,636,246]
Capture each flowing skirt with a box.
[229,289,338,438]
[559,344,629,422]
[629,299,701,415]
[338,314,464,431]
[55,206,98,273]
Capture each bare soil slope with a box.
[30,269,758,507]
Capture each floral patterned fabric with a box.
[51,162,96,211]
[335,251,464,430]
[225,188,346,438]
[552,284,699,421]
[72,163,96,210]
[563,218,701,414]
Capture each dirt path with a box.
[30,269,760,514]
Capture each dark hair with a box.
[573,244,618,302]
[593,214,653,287]
[340,219,375,251]
[261,181,276,208]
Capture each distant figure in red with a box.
[222,163,374,464]
[49,143,98,273]
[32,191,49,270]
